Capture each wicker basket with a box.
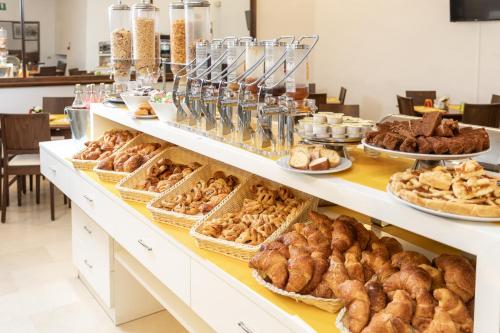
[69,130,139,171]
[147,163,251,229]
[252,269,344,313]
[116,147,208,203]
[93,134,174,183]
[190,177,318,262]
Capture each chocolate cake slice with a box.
[427,137,449,154]
[417,112,442,137]
[382,133,405,150]
[400,137,417,153]
[446,137,465,155]
[416,137,433,154]
[435,119,458,137]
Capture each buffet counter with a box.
[39,103,500,332]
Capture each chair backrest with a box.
[319,104,360,117]
[309,93,327,106]
[405,90,436,106]
[0,114,51,155]
[397,95,418,117]
[42,97,74,114]
[38,66,57,76]
[68,68,79,76]
[463,103,500,128]
[339,87,347,104]
[491,94,500,104]
[56,61,67,75]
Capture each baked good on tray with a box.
[198,184,304,246]
[289,145,341,171]
[73,129,138,161]
[389,160,500,218]
[365,112,490,155]
[134,157,202,193]
[158,171,239,215]
[251,211,475,332]
[96,142,168,173]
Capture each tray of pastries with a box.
[190,177,317,262]
[363,112,490,160]
[147,163,251,229]
[94,134,174,183]
[116,147,206,203]
[389,160,500,221]
[70,129,139,170]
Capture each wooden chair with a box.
[56,61,67,76]
[463,103,500,128]
[42,97,74,114]
[0,114,55,223]
[319,104,360,117]
[491,94,500,104]
[339,87,347,105]
[405,90,436,106]
[397,95,419,117]
[36,66,57,76]
[309,93,327,106]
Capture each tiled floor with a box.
[0,180,187,333]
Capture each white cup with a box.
[330,124,346,135]
[327,115,343,124]
[313,124,329,137]
[313,114,327,124]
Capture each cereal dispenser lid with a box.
[185,0,210,8]
[169,0,185,9]
[132,0,155,11]
[109,0,130,11]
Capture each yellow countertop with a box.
[414,106,446,113]
[49,114,70,127]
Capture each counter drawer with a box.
[40,148,71,197]
[190,260,292,333]
[111,207,190,305]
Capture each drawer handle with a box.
[83,226,92,234]
[49,166,57,174]
[138,239,153,252]
[83,259,93,269]
[83,195,94,203]
[237,322,254,333]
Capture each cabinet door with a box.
[191,260,292,333]
[40,148,72,197]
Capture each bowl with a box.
[120,93,150,112]
[150,102,177,123]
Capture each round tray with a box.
[277,156,352,174]
[387,185,500,222]
[300,133,362,144]
[362,139,490,161]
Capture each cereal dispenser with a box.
[108,1,132,83]
[169,0,186,75]
[184,1,212,67]
[132,0,159,84]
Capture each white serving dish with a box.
[150,102,177,123]
[120,93,150,112]
[277,156,352,174]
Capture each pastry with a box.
[97,142,166,173]
[135,102,155,116]
[433,254,476,303]
[336,280,371,333]
[74,129,138,161]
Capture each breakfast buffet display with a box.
[250,211,476,332]
[390,160,500,219]
[365,112,490,156]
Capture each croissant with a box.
[380,236,403,257]
[279,231,308,248]
[434,254,475,303]
[365,280,386,315]
[285,251,314,293]
[249,249,288,289]
[422,308,458,333]
[434,288,473,333]
[383,267,432,298]
[419,264,446,291]
[345,243,365,283]
[361,289,415,333]
[313,250,349,298]
[337,215,371,250]
[412,290,436,332]
[305,229,331,257]
[301,251,329,294]
[331,219,355,252]
[336,280,371,333]
[361,250,397,283]
[391,251,431,270]
[259,240,289,258]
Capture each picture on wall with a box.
[13,21,39,41]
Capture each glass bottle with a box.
[108,0,132,83]
[72,84,86,109]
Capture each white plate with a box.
[277,156,352,174]
[362,139,490,161]
[130,114,158,120]
[387,185,500,222]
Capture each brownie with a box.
[377,122,394,133]
[366,131,381,144]
[474,128,490,150]
[409,120,421,137]
[400,137,417,153]
[427,137,449,154]
[435,119,458,137]
[373,133,387,146]
[382,133,405,150]
[460,136,476,154]
[446,137,465,155]
[418,112,442,137]
[392,121,415,138]
[416,137,433,154]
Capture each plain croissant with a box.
[434,254,475,303]
[433,288,473,333]
[337,280,371,333]
[383,266,432,298]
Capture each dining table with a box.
[49,114,72,139]
[414,105,463,121]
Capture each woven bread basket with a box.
[116,147,208,203]
[147,162,251,229]
[190,176,318,262]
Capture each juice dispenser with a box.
[285,42,310,107]
[108,1,132,83]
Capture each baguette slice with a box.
[309,157,330,171]
[320,148,341,168]
[289,150,310,170]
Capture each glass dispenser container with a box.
[285,42,310,106]
[169,1,186,74]
[0,27,7,62]
[209,39,224,80]
[264,40,287,96]
[244,41,265,95]
[132,0,159,83]
[227,38,251,91]
[108,1,132,83]
[184,0,211,67]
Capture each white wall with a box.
[212,0,250,38]
[0,85,74,114]
[55,0,87,70]
[257,0,500,121]
[0,0,56,65]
